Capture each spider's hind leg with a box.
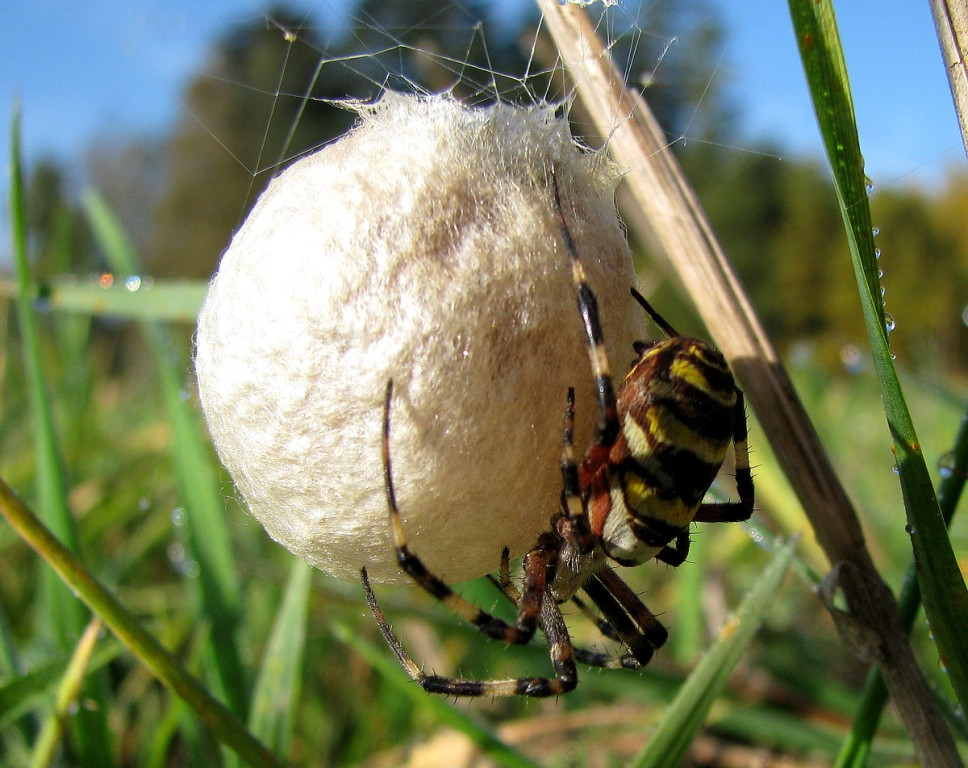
[361,568,579,698]
[381,380,554,646]
[692,388,755,525]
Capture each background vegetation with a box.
[2,0,967,766]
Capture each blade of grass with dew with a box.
[835,400,968,767]
[331,620,539,768]
[82,189,249,717]
[629,536,797,768]
[228,558,312,767]
[8,105,114,767]
[0,476,288,768]
[0,276,209,323]
[788,0,968,717]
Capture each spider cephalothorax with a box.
[362,172,754,697]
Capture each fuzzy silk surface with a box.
[194,91,639,584]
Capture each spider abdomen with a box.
[588,336,737,565]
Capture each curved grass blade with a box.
[0,640,122,729]
[788,0,968,723]
[245,559,312,760]
[0,276,208,323]
[0,475,287,768]
[82,190,249,717]
[629,536,797,768]
[29,618,102,768]
[9,104,113,767]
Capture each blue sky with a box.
[1,0,965,201]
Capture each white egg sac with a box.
[194,91,638,584]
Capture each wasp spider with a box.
[361,173,754,698]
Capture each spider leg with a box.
[580,566,669,667]
[495,546,521,602]
[489,562,640,670]
[563,594,643,669]
[655,530,691,567]
[570,593,622,642]
[552,173,620,468]
[362,568,578,697]
[693,388,754,524]
[559,386,596,553]
[382,379,551,645]
[572,646,643,670]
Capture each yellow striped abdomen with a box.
[587,337,736,566]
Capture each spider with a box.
[361,172,754,697]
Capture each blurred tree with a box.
[86,136,165,267]
[25,159,96,278]
[873,175,968,373]
[144,0,730,279]
[931,171,968,370]
[147,7,346,278]
[683,143,862,366]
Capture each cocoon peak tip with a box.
[195,91,640,584]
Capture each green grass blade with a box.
[82,189,249,716]
[9,104,114,767]
[788,0,968,716]
[835,400,968,767]
[629,536,797,768]
[0,276,208,322]
[332,620,539,768]
[0,475,287,768]
[29,618,102,768]
[245,559,312,758]
[0,641,123,728]
[9,102,81,656]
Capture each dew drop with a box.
[125,275,143,292]
[872,226,880,237]
[874,248,882,259]
[962,304,968,327]
[938,452,956,479]
[892,463,900,475]
[865,177,874,195]
[884,313,896,333]
[138,497,150,512]
[171,507,188,527]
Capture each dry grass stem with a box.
[535,1,960,764]
[930,0,968,157]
